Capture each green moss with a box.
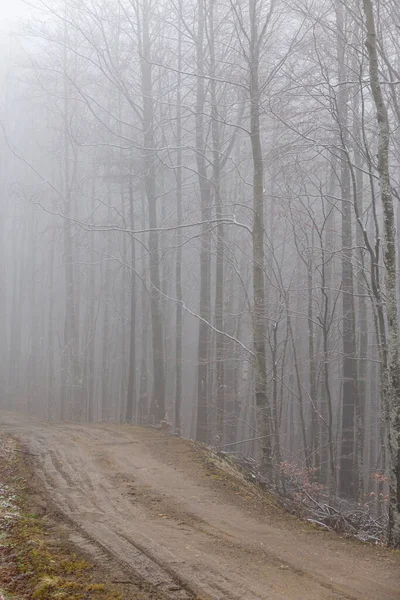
[0,436,124,600]
[8,511,124,599]
[87,583,107,591]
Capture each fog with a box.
[0,0,399,542]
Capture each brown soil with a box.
[1,412,399,600]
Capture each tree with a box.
[195,0,212,443]
[362,0,400,547]
[139,0,166,423]
[336,0,358,500]
[247,0,274,474]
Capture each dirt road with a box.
[1,413,399,600]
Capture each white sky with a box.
[0,0,27,32]
[0,0,30,73]
[0,0,25,17]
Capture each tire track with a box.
[1,414,399,600]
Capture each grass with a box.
[0,435,124,600]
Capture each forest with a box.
[0,0,399,547]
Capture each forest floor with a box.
[0,412,399,600]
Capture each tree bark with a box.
[336,1,358,499]
[208,0,225,443]
[140,0,166,423]
[126,176,137,422]
[175,22,183,436]
[195,0,211,443]
[249,0,272,474]
[363,0,400,547]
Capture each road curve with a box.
[1,412,399,600]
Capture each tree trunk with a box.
[195,0,211,443]
[139,189,149,424]
[126,176,137,422]
[46,228,56,420]
[353,80,367,498]
[307,252,318,470]
[249,0,272,474]
[336,1,358,499]
[363,0,400,547]
[101,208,112,421]
[209,0,225,443]
[60,26,81,421]
[175,24,183,436]
[140,0,166,423]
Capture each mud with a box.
[1,412,399,600]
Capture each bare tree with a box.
[362,0,400,547]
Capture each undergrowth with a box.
[217,449,390,545]
[0,434,123,600]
